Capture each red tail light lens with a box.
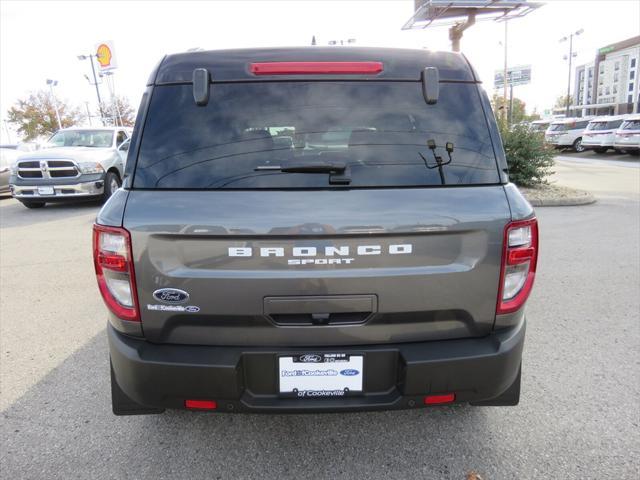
[496,218,539,315]
[250,61,383,75]
[93,224,140,322]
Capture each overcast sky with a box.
[1,0,639,142]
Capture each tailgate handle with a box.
[264,295,378,326]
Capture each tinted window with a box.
[621,120,640,130]
[116,131,126,146]
[588,120,622,131]
[134,82,499,189]
[549,124,567,132]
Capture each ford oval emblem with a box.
[299,354,322,363]
[340,369,359,376]
[153,288,189,304]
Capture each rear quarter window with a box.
[133,81,500,189]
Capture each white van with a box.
[582,116,628,153]
[613,114,640,156]
[545,117,593,152]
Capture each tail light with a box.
[93,224,140,322]
[424,393,456,405]
[496,218,538,315]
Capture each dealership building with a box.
[573,36,640,117]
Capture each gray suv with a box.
[94,47,538,415]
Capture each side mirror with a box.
[422,67,439,105]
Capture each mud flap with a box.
[111,361,165,416]
[470,364,521,406]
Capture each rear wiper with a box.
[419,140,454,185]
[255,161,351,184]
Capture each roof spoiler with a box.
[422,67,439,105]
[193,68,210,106]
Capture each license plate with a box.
[37,186,55,196]
[278,353,363,398]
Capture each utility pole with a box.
[503,20,509,125]
[560,28,583,117]
[46,79,62,130]
[78,53,105,125]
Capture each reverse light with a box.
[497,218,539,315]
[424,393,456,405]
[93,224,140,322]
[185,399,218,410]
[250,61,383,75]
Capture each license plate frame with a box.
[37,186,55,196]
[278,353,364,398]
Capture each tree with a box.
[7,90,82,141]
[101,95,136,127]
[499,122,554,187]
[490,94,532,125]
[554,94,573,109]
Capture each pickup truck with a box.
[95,47,538,415]
[10,126,131,208]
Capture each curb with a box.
[520,187,596,207]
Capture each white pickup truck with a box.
[9,126,131,208]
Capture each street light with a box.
[77,53,105,125]
[46,79,62,130]
[560,28,584,117]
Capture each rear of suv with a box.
[95,47,538,415]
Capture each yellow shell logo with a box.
[96,44,112,68]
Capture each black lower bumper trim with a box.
[108,318,525,413]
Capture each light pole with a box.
[46,79,62,130]
[77,53,105,125]
[560,28,583,117]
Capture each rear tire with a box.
[628,150,640,157]
[111,361,164,415]
[471,365,521,406]
[102,171,121,203]
[594,147,608,154]
[19,200,45,209]
[573,138,585,153]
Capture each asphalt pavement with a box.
[1,153,639,479]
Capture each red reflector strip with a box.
[507,247,535,265]
[98,252,127,271]
[250,61,383,75]
[185,399,217,410]
[424,393,456,405]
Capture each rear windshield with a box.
[548,124,568,132]
[587,120,623,131]
[621,120,640,130]
[133,82,500,189]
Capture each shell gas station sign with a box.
[95,41,117,71]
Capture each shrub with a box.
[499,123,555,187]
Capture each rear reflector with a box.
[185,399,218,410]
[424,393,456,405]
[250,61,383,75]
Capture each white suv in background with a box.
[545,117,593,152]
[613,115,640,156]
[582,116,627,153]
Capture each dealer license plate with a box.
[278,353,363,398]
[37,186,55,196]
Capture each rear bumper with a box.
[109,317,526,413]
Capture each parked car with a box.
[98,47,537,415]
[582,115,628,153]
[613,114,640,156]
[9,127,131,209]
[545,117,592,152]
[529,119,551,133]
[0,147,20,194]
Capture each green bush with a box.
[499,123,555,187]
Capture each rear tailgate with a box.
[124,186,510,346]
